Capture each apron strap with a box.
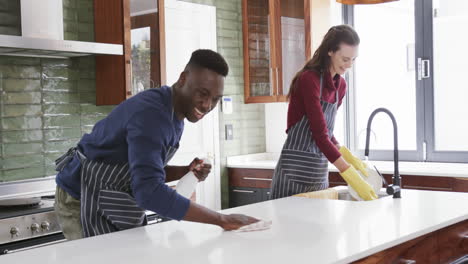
[55,147,86,172]
[335,78,339,104]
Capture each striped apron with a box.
[56,145,178,237]
[271,73,339,199]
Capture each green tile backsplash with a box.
[0,0,115,182]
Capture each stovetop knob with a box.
[41,221,50,231]
[10,227,19,237]
[31,223,40,233]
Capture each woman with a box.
[270,25,377,201]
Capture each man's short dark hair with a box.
[186,49,229,77]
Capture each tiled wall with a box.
[0,0,114,182]
[180,0,266,208]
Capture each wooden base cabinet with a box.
[228,167,468,263]
[353,220,468,264]
[228,168,468,209]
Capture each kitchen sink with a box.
[337,191,389,201]
[332,186,389,201]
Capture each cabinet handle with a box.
[400,260,416,264]
[243,177,272,181]
[404,185,452,191]
[275,67,279,96]
[232,189,255,193]
[269,67,274,95]
[462,235,468,248]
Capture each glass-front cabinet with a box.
[242,0,310,103]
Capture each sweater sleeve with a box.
[126,109,190,221]
[299,71,341,163]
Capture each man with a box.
[55,49,259,240]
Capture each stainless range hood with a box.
[0,35,123,59]
[0,0,123,59]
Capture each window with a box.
[345,0,468,162]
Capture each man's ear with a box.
[177,71,188,86]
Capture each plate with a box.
[348,161,383,201]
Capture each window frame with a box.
[343,0,468,163]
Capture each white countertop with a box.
[2,189,468,264]
[227,152,468,178]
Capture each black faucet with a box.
[364,108,401,198]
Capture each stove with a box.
[0,197,64,254]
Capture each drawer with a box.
[401,175,454,191]
[229,187,263,208]
[453,178,468,192]
[228,168,273,188]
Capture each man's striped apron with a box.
[56,145,178,237]
[271,73,339,199]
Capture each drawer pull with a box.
[462,235,468,248]
[232,189,255,193]
[243,177,272,181]
[404,185,452,191]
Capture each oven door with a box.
[0,233,65,255]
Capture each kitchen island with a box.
[1,189,467,263]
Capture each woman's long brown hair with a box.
[287,25,360,99]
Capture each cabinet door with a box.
[229,187,262,207]
[242,0,310,104]
[437,220,468,264]
[352,233,438,263]
[276,0,310,101]
[94,0,166,105]
[95,0,132,105]
[130,12,162,95]
[242,0,276,103]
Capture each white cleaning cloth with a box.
[234,220,272,232]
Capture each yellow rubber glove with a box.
[339,146,368,177]
[340,166,378,201]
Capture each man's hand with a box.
[218,214,260,231]
[188,158,211,182]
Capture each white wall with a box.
[265,103,288,153]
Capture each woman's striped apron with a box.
[271,73,339,199]
[56,145,178,237]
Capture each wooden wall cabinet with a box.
[242,0,311,103]
[94,0,166,105]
